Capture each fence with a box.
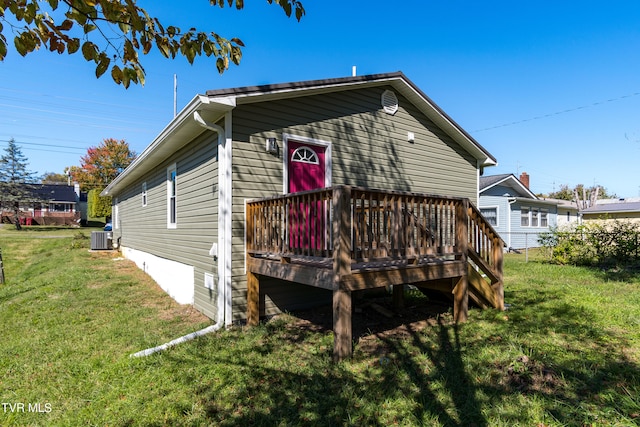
[494,232,547,262]
[498,230,640,263]
[0,248,4,284]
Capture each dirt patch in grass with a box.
[279,294,454,356]
[495,355,566,395]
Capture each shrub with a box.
[70,231,89,249]
[88,188,112,218]
[539,220,640,267]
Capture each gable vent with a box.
[381,90,398,115]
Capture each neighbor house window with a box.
[167,164,177,228]
[521,207,530,227]
[142,182,147,207]
[531,208,539,227]
[541,209,548,227]
[49,203,72,212]
[480,207,498,226]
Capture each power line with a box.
[0,86,165,116]
[21,147,84,155]
[0,139,86,152]
[474,90,640,132]
[0,103,160,133]
[0,133,94,146]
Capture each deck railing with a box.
[468,203,504,276]
[246,187,334,258]
[246,185,504,269]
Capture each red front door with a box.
[287,142,326,251]
[288,141,325,193]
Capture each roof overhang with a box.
[582,205,640,215]
[508,197,559,206]
[481,174,537,199]
[102,95,233,196]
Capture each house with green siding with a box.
[102,72,498,326]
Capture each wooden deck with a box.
[246,186,504,360]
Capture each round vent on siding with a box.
[381,90,398,115]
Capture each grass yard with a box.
[0,227,639,426]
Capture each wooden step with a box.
[467,263,499,309]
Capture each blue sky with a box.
[1,1,640,197]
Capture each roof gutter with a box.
[509,196,559,206]
[102,95,233,197]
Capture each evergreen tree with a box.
[0,138,40,230]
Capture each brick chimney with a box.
[519,172,530,189]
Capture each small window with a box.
[49,203,71,212]
[521,207,530,227]
[291,146,319,164]
[541,209,548,227]
[142,182,147,207]
[167,165,177,228]
[480,207,498,226]
[531,208,539,227]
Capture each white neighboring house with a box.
[547,198,581,229]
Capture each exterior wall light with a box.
[266,137,279,155]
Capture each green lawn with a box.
[1,228,639,426]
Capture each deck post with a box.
[246,200,259,326]
[453,200,469,323]
[392,285,404,310]
[332,186,353,361]
[247,270,260,326]
[491,239,505,310]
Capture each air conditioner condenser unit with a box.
[91,231,113,250]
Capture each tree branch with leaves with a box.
[0,0,305,87]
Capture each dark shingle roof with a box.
[479,174,512,191]
[34,184,77,202]
[582,201,640,214]
[3,184,78,203]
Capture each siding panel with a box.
[114,131,220,319]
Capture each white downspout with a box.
[192,110,229,330]
[508,198,516,250]
[129,111,228,358]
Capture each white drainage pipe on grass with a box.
[130,272,226,357]
[130,323,223,358]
